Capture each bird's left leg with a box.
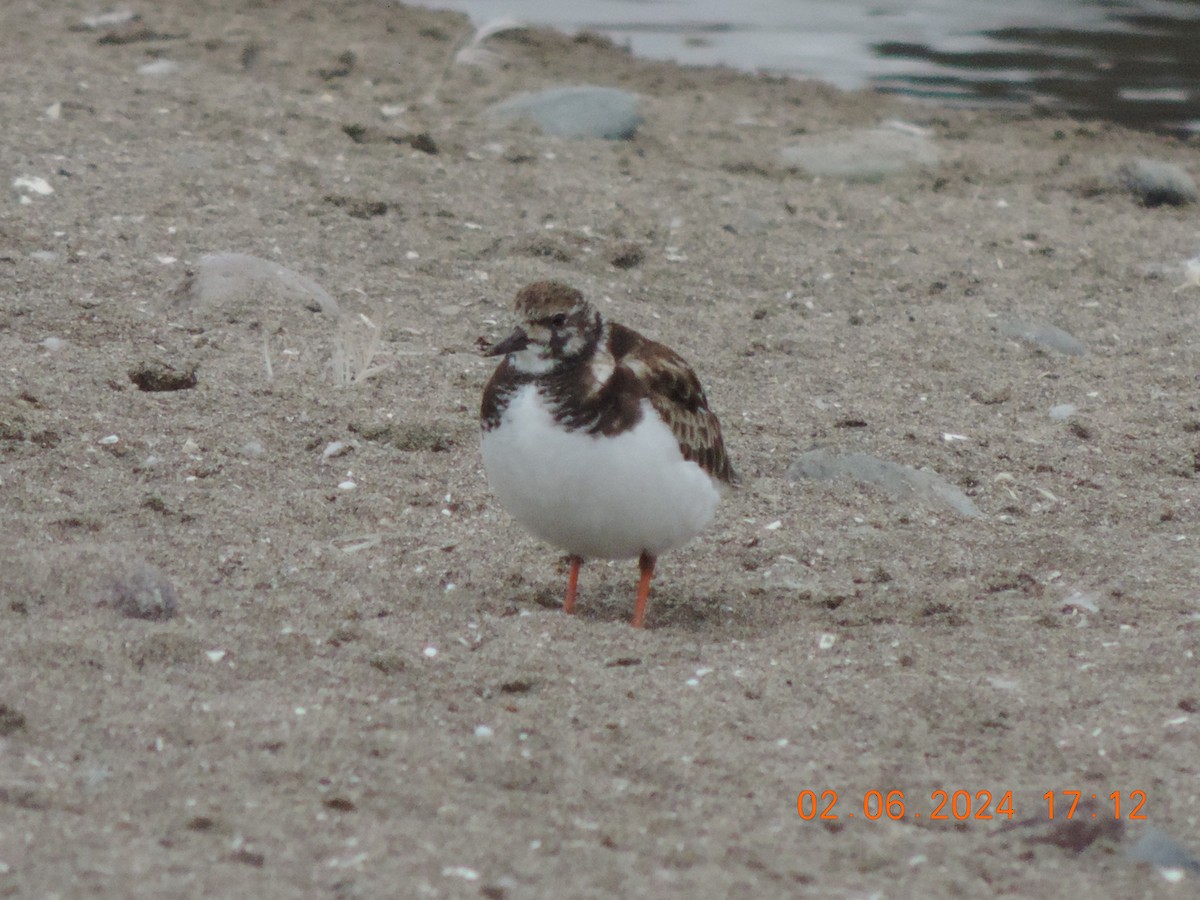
[631,551,656,628]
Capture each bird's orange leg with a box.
[564,555,583,614]
[631,552,656,628]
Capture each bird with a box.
[480,280,737,628]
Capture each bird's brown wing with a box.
[480,357,520,432]
[609,323,738,486]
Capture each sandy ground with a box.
[2,1,1199,897]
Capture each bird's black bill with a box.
[486,326,530,357]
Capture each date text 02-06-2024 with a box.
[797,789,1148,822]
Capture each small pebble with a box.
[1049,404,1077,421]
[137,59,179,77]
[13,175,54,196]
[1176,255,1200,291]
[81,8,138,29]
[1062,591,1100,613]
[322,441,350,460]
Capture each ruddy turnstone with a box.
[480,280,736,628]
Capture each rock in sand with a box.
[486,85,642,140]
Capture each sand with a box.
[2,1,1198,897]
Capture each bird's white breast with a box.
[481,385,721,560]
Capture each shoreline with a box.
[412,0,1200,135]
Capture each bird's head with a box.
[486,281,602,374]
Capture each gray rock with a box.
[137,59,179,77]
[998,320,1086,356]
[98,564,178,621]
[1116,158,1198,207]
[780,127,939,182]
[80,9,138,29]
[486,86,641,140]
[786,449,981,517]
[167,252,340,320]
[1126,826,1200,872]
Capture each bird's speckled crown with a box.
[513,281,588,318]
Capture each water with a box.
[413,0,1200,134]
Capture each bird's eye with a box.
[550,313,568,328]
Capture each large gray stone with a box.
[998,319,1086,356]
[787,449,981,517]
[781,127,939,182]
[167,252,340,320]
[1116,158,1198,207]
[486,86,641,140]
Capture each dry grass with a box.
[421,19,527,105]
[329,312,392,386]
